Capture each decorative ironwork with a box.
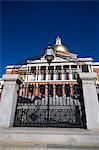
[14,84,86,128]
[0,84,3,100]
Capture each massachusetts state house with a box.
[5,36,99,98]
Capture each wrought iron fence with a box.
[0,85,3,100]
[96,84,99,101]
[14,83,86,128]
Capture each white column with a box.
[35,66,38,81]
[69,73,72,80]
[69,65,72,80]
[38,67,41,81]
[91,65,94,73]
[77,64,79,72]
[27,67,31,82]
[46,66,48,81]
[79,73,99,129]
[53,66,56,80]
[61,66,64,80]
[80,65,82,72]
[0,74,23,128]
[25,67,29,82]
[88,65,91,73]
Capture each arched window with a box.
[39,84,45,95]
[28,84,34,94]
[65,84,70,96]
[48,84,53,97]
[73,84,79,95]
[56,84,62,97]
[73,84,80,99]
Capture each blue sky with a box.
[1,1,99,77]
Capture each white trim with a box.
[92,66,99,68]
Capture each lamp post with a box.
[45,44,54,65]
[45,44,54,123]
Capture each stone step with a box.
[0,128,99,150]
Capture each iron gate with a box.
[14,83,86,128]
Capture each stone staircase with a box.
[0,128,99,150]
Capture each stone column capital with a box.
[79,73,97,81]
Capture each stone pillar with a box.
[0,74,23,128]
[79,73,99,129]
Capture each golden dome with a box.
[53,45,69,53]
[53,36,69,53]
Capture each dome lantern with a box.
[55,36,62,45]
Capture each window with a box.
[65,72,69,80]
[28,84,34,93]
[39,85,45,95]
[43,72,46,80]
[31,67,36,74]
[72,72,77,80]
[56,73,58,80]
[56,72,61,80]
[73,84,79,95]
[71,65,77,68]
[56,66,61,70]
[73,84,80,99]
[48,66,53,80]
[48,84,53,96]
[65,84,70,96]
[50,73,53,80]
[64,65,69,69]
[56,84,62,97]
[82,65,89,72]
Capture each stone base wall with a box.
[0,128,99,150]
